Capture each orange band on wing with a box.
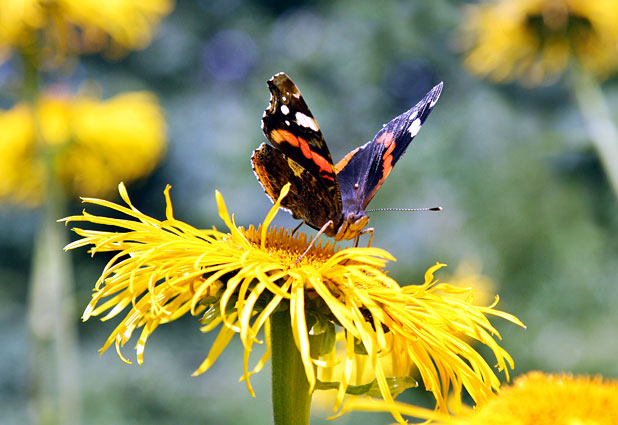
[335,147,360,173]
[376,131,395,148]
[362,131,396,206]
[271,129,334,180]
[379,132,396,178]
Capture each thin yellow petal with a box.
[261,182,291,249]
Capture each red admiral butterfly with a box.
[252,72,442,247]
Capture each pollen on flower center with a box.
[241,224,339,266]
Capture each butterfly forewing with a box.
[261,73,342,215]
[336,82,443,209]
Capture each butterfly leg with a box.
[296,220,333,264]
[360,228,374,247]
[291,221,304,237]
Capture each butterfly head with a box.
[333,209,369,241]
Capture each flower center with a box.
[241,225,340,266]
[525,4,593,41]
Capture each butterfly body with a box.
[252,72,442,242]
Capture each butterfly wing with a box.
[335,82,443,209]
[251,143,340,231]
[261,73,342,215]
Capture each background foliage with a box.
[1,1,616,424]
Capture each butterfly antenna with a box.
[366,206,442,212]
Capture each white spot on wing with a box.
[285,120,290,126]
[281,105,290,115]
[282,96,287,102]
[408,118,422,137]
[295,112,319,131]
[429,83,443,107]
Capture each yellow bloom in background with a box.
[62,183,524,424]
[434,371,618,425]
[0,91,166,206]
[442,259,495,307]
[0,0,173,62]
[460,0,618,85]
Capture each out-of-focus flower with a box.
[444,259,495,306]
[62,183,524,424]
[0,0,173,62]
[0,91,166,206]
[433,371,618,425]
[459,0,618,85]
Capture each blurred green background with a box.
[1,1,617,424]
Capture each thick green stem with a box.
[270,309,312,425]
[28,183,80,425]
[569,67,618,200]
[23,49,81,425]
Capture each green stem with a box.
[22,48,81,425]
[21,46,40,103]
[270,309,312,425]
[569,67,618,200]
[27,182,80,425]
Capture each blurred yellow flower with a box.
[442,259,496,306]
[62,183,524,424]
[460,0,618,85]
[433,371,618,425]
[0,91,166,206]
[0,0,173,62]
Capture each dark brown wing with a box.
[261,72,342,214]
[251,143,340,232]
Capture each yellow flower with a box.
[0,0,173,62]
[62,183,524,423]
[434,371,618,425]
[0,91,166,206]
[459,0,618,85]
[441,259,496,307]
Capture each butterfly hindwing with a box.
[251,143,340,231]
[336,83,443,209]
[261,73,342,213]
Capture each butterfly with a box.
[251,72,442,248]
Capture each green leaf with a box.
[316,376,418,397]
[199,304,220,325]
